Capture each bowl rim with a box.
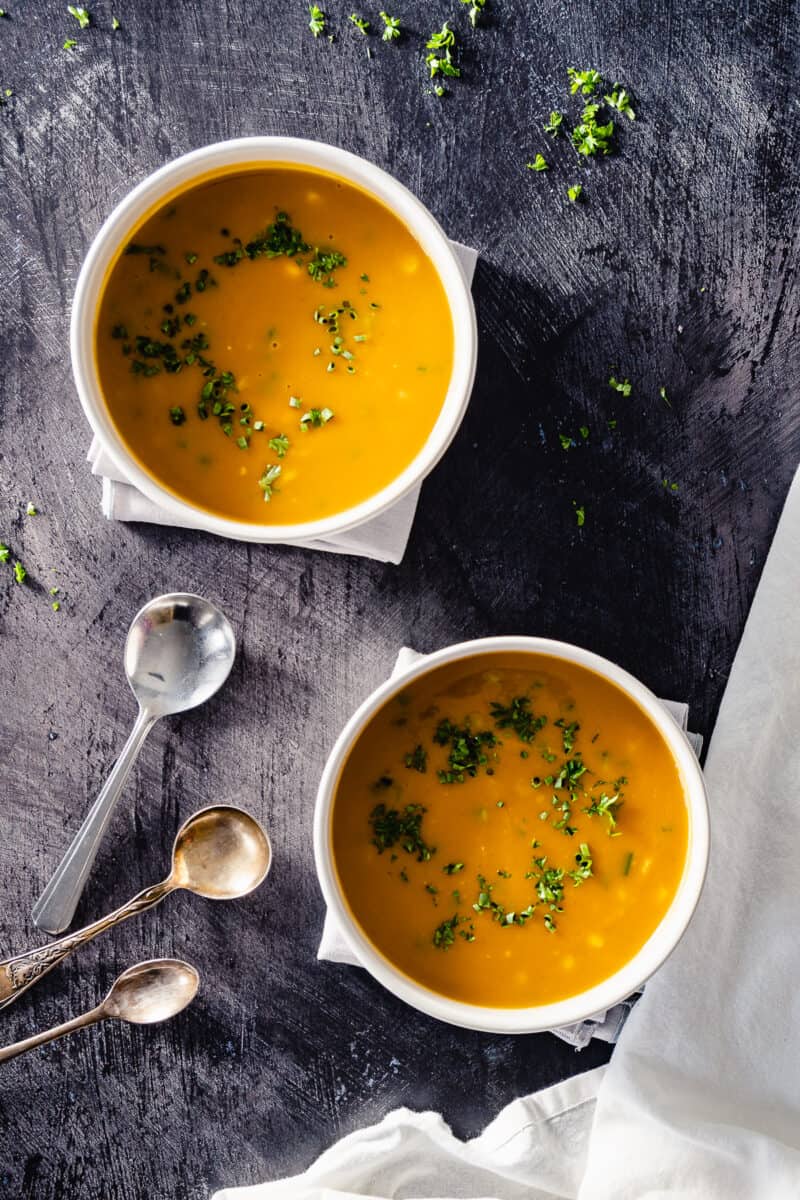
[71,136,478,543]
[313,635,710,1034]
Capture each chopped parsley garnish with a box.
[68,5,90,29]
[434,718,496,783]
[268,434,290,458]
[258,464,281,502]
[308,4,325,37]
[13,560,26,584]
[571,102,614,156]
[62,37,78,49]
[404,744,427,773]
[584,790,622,832]
[554,718,579,753]
[443,862,464,874]
[568,184,583,202]
[349,13,369,33]
[25,502,37,516]
[663,478,679,493]
[379,10,400,40]
[369,802,434,861]
[544,111,563,136]
[609,375,632,396]
[169,406,186,426]
[572,502,585,527]
[604,85,635,120]
[489,695,546,743]
[425,22,459,96]
[567,67,601,95]
[111,15,120,29]
[526,154,548,172]
[460,0,487,27]
[433,914,462,949]
[660,385,671,407]
[569,843,593,885]
[300,407,334,430]
[0,544,9,563]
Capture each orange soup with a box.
[332,652,688,1008]
[95,166,454,524]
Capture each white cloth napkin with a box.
[87,241,478,565]
[317,647,702,1050]
[212,466,800,1200]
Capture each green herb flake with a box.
[169,407,186,426]
[51,600,61,612]
[460,0,487,27]
[623,851,634,876]
[526,153,548,172]
[434,718,497,784]
[544,111,563,137]
[571,102,615,157]
[404,744,427,773]
[579,425,589,439]
[433,914,462,949]
[258,463,281,502]
[349,13,369,34]
[604,85,635,120]
[25,502,37,515]
[609,375,632,396]
[300,407,334,429]
[111,15,120,29]
[660,385,672,407]
[308,4,326,37]
[13,560,26,584]
[573,502,585,527]
[379,11,400,40]
[663,478,679,493]
[425,22,460,95]
[568,184,583,203]
[443,862,464,875]
[567,67,602,95]
[370,802,434,862]
[62,37,78,49]
[490,695,546,743]
[0,544,8,563]
[67,5,90,29]
[268,433,290,458]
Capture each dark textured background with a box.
[1,1,798,1196]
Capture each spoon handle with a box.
[0,879,175,1011]
[0,1006,104,1063]
[32,707,157,935]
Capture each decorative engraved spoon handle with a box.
[0,1006,104,1062]
[0,878,175,1011]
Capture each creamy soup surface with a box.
[332,652,688,1008]
[95,165,454,524]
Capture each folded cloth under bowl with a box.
[86,241,478,565]
[317,646,702,1050]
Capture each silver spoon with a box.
[1,806,271,1011]
[0,959,199,1064]
[32,593,237,935]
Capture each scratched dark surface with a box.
[0,0,798,1196]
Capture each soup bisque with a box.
[95,165,454,524]
[332,653,688,1009]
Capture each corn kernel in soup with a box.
[95,166,454,524]
[332,653,688,1009]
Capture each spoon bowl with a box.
[102,959,200,1024]
[125,593,237,717]
[171,806,272,899]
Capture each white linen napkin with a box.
[317,647,702,1050]
[212,466,800,1200]
[86,241,478,565]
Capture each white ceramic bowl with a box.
[314,636,709,1034]
[71,137,478,543]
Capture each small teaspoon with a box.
[1,805,270,1011]
[0,959,199,1063]
[32,593,237,936]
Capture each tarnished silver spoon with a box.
[33,592,236,935]
[1,806,270,1011]
[0,959,199,1063]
